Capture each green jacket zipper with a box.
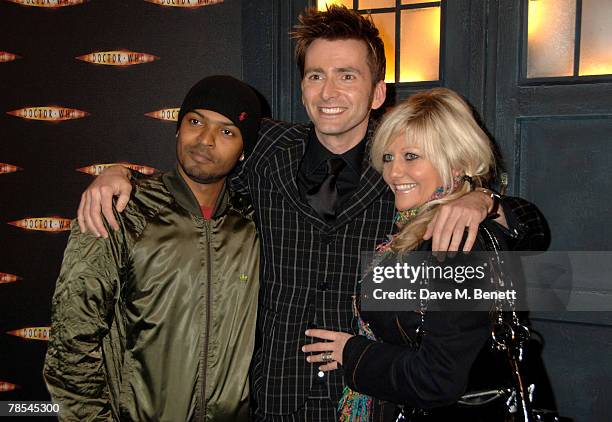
[200,220,212,421]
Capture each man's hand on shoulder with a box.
[424,190,507,252]
[77,165,133,238]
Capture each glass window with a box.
[359,0,395,9]
[579,0,612,76]
[526,0,612,78]
[526,0,575,78]
[400,7,441,82]
[318,1,443,84]
[370,13,396,82]
[317,0,352,9]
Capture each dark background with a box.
[0,0,246,409]
[1,1,611,421]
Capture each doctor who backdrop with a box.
[0,0,247,403]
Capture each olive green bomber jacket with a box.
[44,168,259,421]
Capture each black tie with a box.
[305,157,346,222]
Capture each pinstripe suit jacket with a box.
[233,118,549,416]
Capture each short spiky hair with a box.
[291,5,386,84]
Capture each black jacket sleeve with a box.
[342,222,512,409]
[342,310,490,409]
[499,196,550,251]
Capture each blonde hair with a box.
[371,88,496,251]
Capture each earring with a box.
[175,132,179,138]
[239,153,245,162]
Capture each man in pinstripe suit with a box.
[76,6,548,421]
[233,6,548,421]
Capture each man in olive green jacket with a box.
[43,76,261,421]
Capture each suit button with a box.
[317,281,328,291]
[307,322,318,330]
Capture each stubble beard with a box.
[179,161,226,185]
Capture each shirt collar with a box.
[163,166,228,218]
[302,126,366,176]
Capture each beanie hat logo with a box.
[239,112,248,122]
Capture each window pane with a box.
[526,0,575,78]
[370,13,396,82]
[317,0,353,10]
[579,0,612,76]
[402,0,432,4]
[359,0,394,9]
[399,7,440,82]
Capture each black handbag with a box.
[396,226,569,422]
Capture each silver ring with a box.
[321,351,334,363]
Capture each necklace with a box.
[393,176,468,228]
[393,207,421,227]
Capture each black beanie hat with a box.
[177,75,261,156]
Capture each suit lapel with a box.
[267,120,390,232]
[333,162,389,229]
[334,122,390,229]
[269,125,331,230]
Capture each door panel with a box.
[518,116,612,251]
[493,1,612,420]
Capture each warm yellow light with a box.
[526,0,575,78]
[399,7,440,82]
[579,64,612,76]
[400,71,428,83]
[578,0,612,76]
[360,0,395,9]
[370,13,396,82]
[528,0,543,38]
[317,0,352,10]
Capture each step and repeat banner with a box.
[0,0,242,403]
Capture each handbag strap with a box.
[481,225,534,422]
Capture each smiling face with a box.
[301,38,386,153]
[176,109,244,185]
[382,134,444,211]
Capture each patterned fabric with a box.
[254,398,338,422]
[338,310,377,422]
[497,196,550,251]
[232,118,550,419]
[233,118,396,417]
[338,386,372,422]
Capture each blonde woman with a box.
[303,88,515,421]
